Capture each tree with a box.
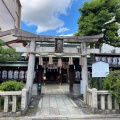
[0,39,19,62]
[75,0,120,48]
[103,70,120,103]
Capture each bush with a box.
[89,77,99,89]
[0,81,24,91]
[103,70,120,103]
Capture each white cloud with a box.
[59,33,73,36]
[56,27,69,33]
[20,0,72,33]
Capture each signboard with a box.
[75,71,80,82]
[55,38,63,53]
[92,61,109,77]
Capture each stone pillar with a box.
[107,95,112,110]
[80,43,88,104]
[101,95,105,110]
[21,89,28,116]
[12,96,17,112]
[26,40,36,100]
[92,88,98,112]
[114,98,119,110]
[4,96,9,112]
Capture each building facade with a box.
[0,0,21,31]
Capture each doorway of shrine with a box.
[45,68,68,84]
[46,69,59,83]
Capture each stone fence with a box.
[0,88,29,116]
[87,87,120,114]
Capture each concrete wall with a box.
[101,43,120,53]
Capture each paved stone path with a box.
[36,84,84,116]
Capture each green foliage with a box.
[103,70,120,103]
[0,81,24,91]
[75,0,120,48]
[0,40,4,46]
[0,39,19,62]
[89,77,99,89]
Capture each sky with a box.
[20,0,90,36]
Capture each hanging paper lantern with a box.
[58,57,62,67]
[49,56,53,65]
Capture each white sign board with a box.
[92,61,109,77]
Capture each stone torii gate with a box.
[0,28,103,104]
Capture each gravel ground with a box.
[26,94,42,116]
[71,97,91,115]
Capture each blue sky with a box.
[20,0,90,36]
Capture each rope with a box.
[39,56,43,66]
[48,56,53,65]
[26,51,88,57]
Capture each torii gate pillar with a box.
[26,40,36,101]
[81,42,88,104]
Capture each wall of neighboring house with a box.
[101,43,120,53]
[0,0,21,31]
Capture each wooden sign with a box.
[55,38,63,53]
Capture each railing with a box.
[87,87,120,113]
[0,88,29,116]
[0,91,22,112]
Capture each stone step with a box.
[31,115,120,120]
[1,115,120,120]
